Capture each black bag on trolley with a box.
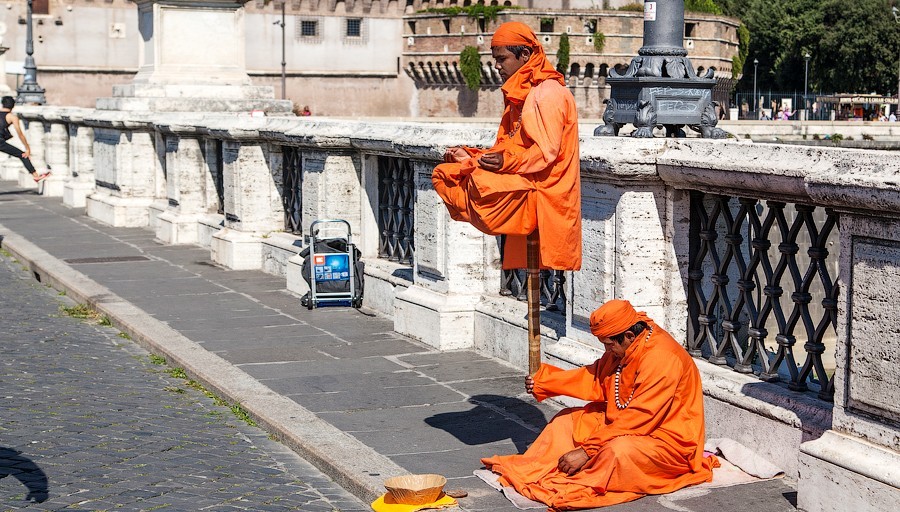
[298,237,364,308]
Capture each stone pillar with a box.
[299,150,362,236]
[797,210,900,512]
[155,127,208,244]
[86,117,163,227]
[62,112,96,208]
[210,138,283,269]
[394,159,489,350]
[39,113,71,197]
[15,116,46,189]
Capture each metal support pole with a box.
[16,0,46,105]
[753,58,758,120]
[804,53,810,122]
[281,2,286,100]
[526,231,541,375]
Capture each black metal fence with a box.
[210,140,225,215]
[499,235,567,315]
[282,147,302,235]
[377,156,415,266]
[687,192,839,401]
[733,91,833,121]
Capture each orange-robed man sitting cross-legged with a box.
[431,21,581,271]
[482,300,720,510]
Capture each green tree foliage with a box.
[685,0,724,14]
[460,46,482,92]
[420,5,514,21]
[817,0,900,94]
[593,32,606,53]
[558,33,571,76]
[736,0,900,94]
[617,3,644,12]
[732,24,751,79]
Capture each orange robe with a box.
[482,322,718,510]
[431,75,581,270]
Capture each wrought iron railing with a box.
[377,156,415,266]
[687,192,839,400]
[211,139,225,215]
[499,236,567,315]
[282,146,302,235]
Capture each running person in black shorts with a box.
[0,96,50,183]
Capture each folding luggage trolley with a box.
[304,219,361,309]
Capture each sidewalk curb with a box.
[0,224,403,505]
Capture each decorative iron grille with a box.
[499,236,567,315]
[687,192,839,401]
[377,156,415,266]
[212,140,225,215]
[282,147,302,235]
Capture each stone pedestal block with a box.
[97,0,291,114]
[156,211,202,244]
[394,285,477,350]
[63,179,96,208]
[210,228,263,270]
[36,173,66,197]
[798,431,900,512]
[286,254,309,297]
[0,154,18,181]
[85,191,155,227]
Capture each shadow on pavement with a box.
[0,446,49,503]
[424,395,547,453]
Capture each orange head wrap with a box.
[589,300,651,338]
[490,22,565,104]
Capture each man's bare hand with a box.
[557,448,589,476]
[525,375,535,395]
[443,146,469,163]
[478,152,504,171]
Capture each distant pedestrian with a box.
[300,106,312,116]
[0,96,50,183]
[891,111,897,122]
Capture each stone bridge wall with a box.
[8,106,900,512]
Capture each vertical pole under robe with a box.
[527,231,541,375]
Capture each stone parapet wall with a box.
[12,107,900,509]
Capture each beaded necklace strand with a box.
[613,327,652,410]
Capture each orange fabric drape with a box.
[431,23,581,271]
[481,322,719,510]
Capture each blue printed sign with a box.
[313,254,351,282]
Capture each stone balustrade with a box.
[10,106,900,512]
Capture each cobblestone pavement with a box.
[0,253,369,512]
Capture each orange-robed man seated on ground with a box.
[431,21,581,271]
[482,300,720,510]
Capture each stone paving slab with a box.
[0,183,799,511]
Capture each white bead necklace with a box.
[614,327,652,410]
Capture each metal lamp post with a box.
[595,0,726,138]
[273,2,286,100]
[803,52,810,121]
[753,58,758,120]
[16,0,46,105]
[894,7,900,118]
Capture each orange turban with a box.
[589,300,651,338]
[490,22,565,104]
[491,21,539,48]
